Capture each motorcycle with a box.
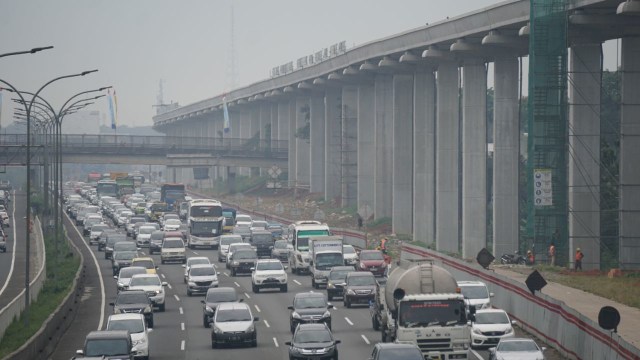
[500,251,527,265]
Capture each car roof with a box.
[207,286,236,295]
[347,271,374,277]
[108,313,145,322]
[499,337,535,343]
[330,266,355,271]
[476,308,508,315]
[188,256,210,262]
[296,323,329,331]
[295,292,325,299]
[256,259,282,264]
[190,264,215,270]
[132,257,154,262]
[217,302,251,311]
[117,289,147,296]
[86,330,131,340]
[131,273,159,279]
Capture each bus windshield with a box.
[296,230,329,251]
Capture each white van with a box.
[457,280,494,309]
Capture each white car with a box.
[106,313,152,359]
[458,280,494,309]
[489,338,546,360]
[218,234,243,262]
[136,225,156,247]
[186,264,219,296]
[89,223,109,245]
[342,244,358,266]
[160,237,186,264]
[251,259,288,293]
[235,214,252,227]
[163,218,182,231]
[114,266,147,292]
[128,274,167,311]
[183,256,212,283]
[471,309,516,349]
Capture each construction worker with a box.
[527,250,535,265]
[575,248,584,271]
[548,243,556,266]
[380,237,388,255]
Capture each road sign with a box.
[267,166,282,179]
[533,169,553,206]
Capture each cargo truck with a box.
[373,260,472,359]
[309,236,344,289]
[287,221,331,274]
[160,183,186,211]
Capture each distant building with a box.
[61,110,101,134]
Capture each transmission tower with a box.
[226,2,238,91]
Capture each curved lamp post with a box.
[0,46,53,59]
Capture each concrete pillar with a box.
[493,58,520,258]
[288,99,297,186]
[295,97,310,186]
[341,86,358,207]
[392,74,414,234]
[239,109,252,176]
[436,63,460,253]
[413,69,436,243]
[462,62,487,259]
[230,109,240,140]
[325,88,341,202]
[260,104,270,141]
[250,106,260,139]
[270,103,279,142]
[310,95,326,193]
[568,43,601,270]
[374,75,393,219]
[277,101,289,145]
[357,83,375,216]
[620,37,640,270]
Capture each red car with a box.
[357,250,387,277]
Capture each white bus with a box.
[287,221,331,274]
[186,199,224,249]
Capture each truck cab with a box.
[288,221,331,275]
[309,236,344,289]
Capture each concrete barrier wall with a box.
[401,244,640,360]
[4,221,85,360]
[0,216,47,341]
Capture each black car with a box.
[111,250,137,276]
[200,287,242,328]
[343,271,376,308]
[326,266,355,300]
[229,249,258,276]
[249,229,273,258]
[104,233,127,260]
[148,230,165,255]
[288,292,332,333]
[109,289,154,327]
[285,323,340,360]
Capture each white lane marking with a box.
[244,292,251,299]
[161,274,166,279]
[67,211,106,330]
[264,320,270,328]
[224,272,229,277]
[344,317,354,326]
[471,349,484,360]
[181,322,185,331]
[361,334,370,344]
[179,307,184,315]
[0,192,18,298]
[254,304,261,312]
[180,340,185,351]
[174,294,180,301]
[234,281,240,287]
[167,283,172,290]
[192,251,199,255]
[140,252,145,256]
[293,280,302,285]
[273,337,279,347]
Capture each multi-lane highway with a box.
[0,191,29,309]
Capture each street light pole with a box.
[0,46,53,59]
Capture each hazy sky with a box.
[0,0,620,130]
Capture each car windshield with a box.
[315,253,344,270]
[295,329,332,343]
[163,240,184,248]
[188,258,210,267]
[348,275,376,286]
[150,232,165,241]
[343,245,356,254]
[497,340,539,352]
[120,267,146,278]
[234,250,257,259]
[191,221,221,236]
[296,230,330,251]
[216,309,252,322]
[377,347,423,360]
[130,276,160,286]
[460,285,489,299]
[206,291,237,302]
[294,296,326,309]
[190,267,216,276]
[236,215,252,223]
[329,270,351,280]
[165,219,181,225]
[114,242,137,251]
[114,251,136,260]
[133,260,154,269]
[251,234,272,244]
[398,299,467,327]
[360,251,383,260]
[256,262,283,271]
[221,237,243,246]
[139,227,154,234]
[85,339,130,357]
[273,241,288,249]
[475,312,509,324]
[107,319,144,334]
[117,293,149,304]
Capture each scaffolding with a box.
[526,0,569,264]
[341,101,357,208]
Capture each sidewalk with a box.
[492,265,640,348]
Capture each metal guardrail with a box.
[0,216,47,341]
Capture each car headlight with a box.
[245,324,255,333]
[113,262,120,267]
[188,281,196,286]
[155,289,162,295]
[117,282,125,288]
[505,327,513,334]
[359,263,367,269]
[205,306,214,313]
[115,307,123,314]
[132,337,146,346]
[472,328,483,335]
[322,311,331,318]
[233,261,239,265]
[213,326,223,334]
[327,283,335,289]
[144,306,152,313]
[292,312,301,319]
[347,289,356,295]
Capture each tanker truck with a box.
[372,259,472,359]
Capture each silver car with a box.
[210,302,258,348]
[489,338,546,360]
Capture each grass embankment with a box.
[0,232,80,358]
